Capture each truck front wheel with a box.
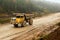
[14,24,18,27]
[21,21,26,27]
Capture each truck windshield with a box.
[16,16,23,18]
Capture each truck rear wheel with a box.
[14,24,18,27]
[29,19,33,25]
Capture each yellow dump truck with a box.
[11,13,33,27]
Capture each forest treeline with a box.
[0,0,60,13]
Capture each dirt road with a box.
[0,13,60,40]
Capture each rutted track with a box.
[0,13,60,40]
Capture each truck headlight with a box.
[11,17,16,21]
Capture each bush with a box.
[0,18,10,24]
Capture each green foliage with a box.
[37,35,49,40]
[0,0,45,13]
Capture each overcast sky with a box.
[45,0,60,3]
[33,0,60,3]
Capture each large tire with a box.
[29,19,33,25]
[14,24,18,27]
[21,21,26,27]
